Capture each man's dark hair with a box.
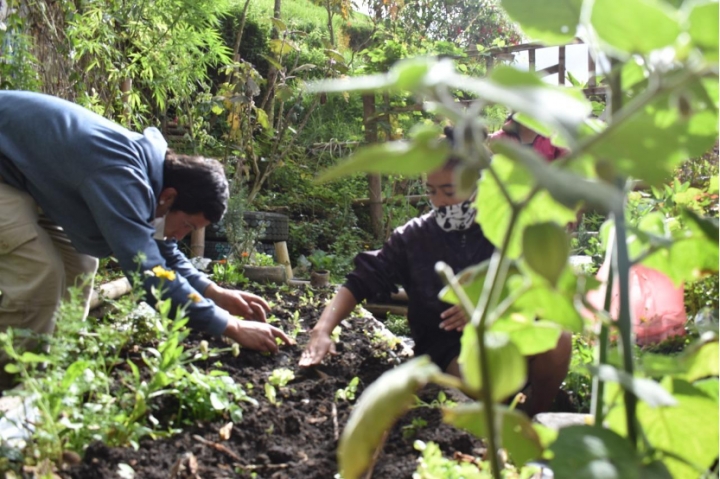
[163,150,229,223]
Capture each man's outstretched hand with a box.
[299,330,337,367]
[224,317,293,353]
[205,283,270,322]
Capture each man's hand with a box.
[439,305,468,331]
[205,283,270,322]
[299,330,337,367]
[224,317,293,353]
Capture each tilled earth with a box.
[61,283,490,479]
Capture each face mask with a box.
[431,198,477,232]
[153,214,167,241]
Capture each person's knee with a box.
[0,238,64,331]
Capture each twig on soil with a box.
[332,402,339,441]
[363,430,389,479]
[192,434,241,462]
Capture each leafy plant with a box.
[307,249,336,272]
[268,368,295,387]
[401,417,427,439]
[308,1,720,475]
[212,260,249,285]
[335,376,360,402]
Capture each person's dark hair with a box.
[442,126,462,170]
[163,150,229,223]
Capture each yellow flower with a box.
[152,265,176,281]
[188,292,202,303]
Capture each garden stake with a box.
[332,402,339,441]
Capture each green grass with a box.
[235,0,372,51]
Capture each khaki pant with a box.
[0,180,98,387]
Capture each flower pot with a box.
[310,270,330,288]
[243,265,287,285]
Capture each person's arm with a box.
[80,167,290,351]
[158,240,270,322]
[299,287,358,367]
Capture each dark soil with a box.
[59,284,478,479]
[61,282,574,479]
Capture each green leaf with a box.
[680,333,719,382]
[338,356,441,479]
[449,66,592,144]
[261,54,284,71]
[607,378,719,479]
[309,57,443,95]
[443,402,543,465]
[269,39,297,56]
[682,209,719,245]
[270,17,287,33]
[589,364,677,407]
[438,259,519,306]
[20,352,49,363]
[324,49,346,63]
[316,128,449,183]
[291,63,317,74]
[688,1,719,61]
[550,425,643,479]
[589,84,719,186]
[4,363,19,374]
[632,210,719,284]
[514,285,584,332]
[254,107,270,130]
[476,155,577,258]
[210,392,228,410]
[459,330,527,401]
[491,142,624,213]
[500,0,582,44]
[693,378,719,401]
[523,222,570,287]
[62,360,91,390]
[490,318,562,356]
[591,0,681,54]
[640,334,719,380]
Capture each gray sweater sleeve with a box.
[80,166,229,336]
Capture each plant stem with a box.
[613,207,638,447]
[470,195,529,479]
[606,57,638,448]
[591,236,614,426]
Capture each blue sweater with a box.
[0,91,229,336]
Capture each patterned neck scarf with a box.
[431,198,477,232]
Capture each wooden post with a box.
[274,241,293,280]
[588,50,597,87]
[558,46,566,85]
[362,93,383,240]
[529,49,536,72]
[190,227,205,258]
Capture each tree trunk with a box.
[363,93,383,240]
[326,1,335,46]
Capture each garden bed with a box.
[59,284,488,479]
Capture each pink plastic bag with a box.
[586,258,687,346]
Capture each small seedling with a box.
[264,383,279,405]
[335,376,360,402]
[402,417,428,439]
[331,326,342,343]
[268,368,295,387]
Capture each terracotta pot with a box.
[242,265,287,285]
[310,270,330,288]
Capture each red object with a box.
[488,127,568,161]
[586,259,687,346]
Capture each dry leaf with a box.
[218,422,234,441]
